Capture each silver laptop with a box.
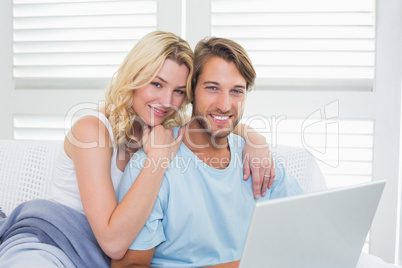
[239,180,386,268]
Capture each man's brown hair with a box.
[191,37,256,99]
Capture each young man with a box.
[113,37,304,267]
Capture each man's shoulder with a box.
[127,148,147,168]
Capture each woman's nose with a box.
[159,89,173,106]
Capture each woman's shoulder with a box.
[64,111,113,157]
[72,113,111,141]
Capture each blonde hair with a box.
[104,31,194,150]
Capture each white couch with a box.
[0,140,399,267]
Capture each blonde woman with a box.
[47,31,194,263]
[0,31,274,267]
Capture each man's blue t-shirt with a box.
[116,127,304,267]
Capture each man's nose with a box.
[216,92,231,113]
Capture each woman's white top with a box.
[48,111,124,214]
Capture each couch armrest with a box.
[0,140,62,215]
[272,145,327,192]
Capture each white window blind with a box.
[211,0,376,91]
[242,116,374,189]
[13,0,157,90]
[13,114,68,140]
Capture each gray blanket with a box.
[0,199,110,267]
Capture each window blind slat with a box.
[14,77,110,90]
[249,51,374,66]
[229,39,375,52]
[14,0,118,4]
[13,1,156,17]
[14,52,127,65]
[14,114,66,128]
[212,0,374,13]
[255,67,373,79]
[262,119,374,134]
[14,128,66,140]
[14,14,156,29]
[212,13,374,26]
[14,27,155,41]
[212,26,375,39]
[14,40,139,53]
[14,66,118,78]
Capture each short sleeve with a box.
[268,161,305,199]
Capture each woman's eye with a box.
[207,86,218,91]
[174,89,185,95]
[152,82,162,88]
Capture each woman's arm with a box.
[205,260,240,268]
[233,123,276,199]
[111,248,155,268]
[66,117,182,260]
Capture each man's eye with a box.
[232,89,243,94]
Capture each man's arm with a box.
[111,249,155,268]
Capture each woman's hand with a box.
[242,132,276,199]
[141,125,184,162]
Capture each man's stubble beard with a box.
[192,101,241,140]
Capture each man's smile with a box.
[210,114,233,124]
